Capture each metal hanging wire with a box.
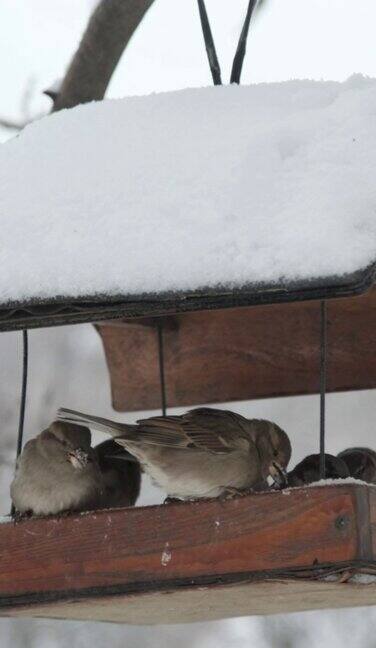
[10,329,29,516]
[197,0,257,86]
[197,0,222,85]
[157,322,167,416]
[230,0,258,84]
[319,301,327,479]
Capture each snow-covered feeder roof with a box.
[0,76,375,330]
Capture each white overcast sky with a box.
[0,0,376,136]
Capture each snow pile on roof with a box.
[0,75,375,304]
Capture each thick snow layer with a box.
[0,76,376,303]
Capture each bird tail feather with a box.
[57,408,133,438]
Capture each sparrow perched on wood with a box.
[58,407,291,500]
[94,439,141,508]
[337,447,376,484]
[286,453,349,487]
[10,421,104,517]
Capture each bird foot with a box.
[12,509,33,523]
[220,487,253,500]
[56,509,76,518]
[339,569,355,583]
[163,496,184,505]
[13,509,77,523]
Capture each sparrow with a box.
[58,407,291,500]
[337,447,376,484]
[10,421,104,517]
[286,453,350,487]
[94,439,141,508]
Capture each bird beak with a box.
[269,461,288,488]
[67,448,89,469]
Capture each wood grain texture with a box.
[368,488,376,556]
[97,287,376,411]
[0,485,371,609]
[4,579,376,624]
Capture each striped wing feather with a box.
[135,408,252,453]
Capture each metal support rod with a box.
[157,322,167,416]
[11,329,29,516]
[230,0,257,84]
[319,301,327,479]
[197,0,222,85]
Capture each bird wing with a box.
[130,416,193,449]
[135,408,252,454]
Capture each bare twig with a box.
[0,117,29,131]
[20,77,38,122]
[0,112,46,132]
[0,77,46,132]
[53,0,156,111]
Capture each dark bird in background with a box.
[58,407,291,500]
[338,447,376,484]
[10,421,104,517]
[286,453,350,487]
[94,439,141,509]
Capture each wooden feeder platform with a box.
[1,483,376,624]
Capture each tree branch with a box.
[53,0,156,112]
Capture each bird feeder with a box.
[0,267,375,624]
[0,0,376,626]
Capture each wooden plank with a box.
[0,485,371,611]
[368,488,376,556]
[97,287,376,411]
[4,579,376,624]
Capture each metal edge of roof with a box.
[0,262,374,333]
